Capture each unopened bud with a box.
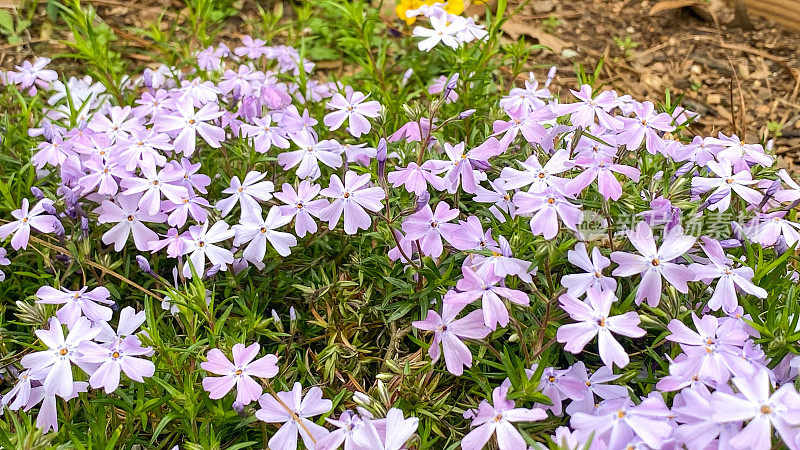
[415,191,430,211]
[136,255,153,275]
[459,109,476,119]
[30,187,44,199]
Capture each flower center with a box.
[761,405,772,415]
[59,348,68,356]
[112,351,120,359]
[547,197,555,204]
[651,259,660,266]
[260,227,268,234]
[431,221,439,228]
[538,172,545,178]
[127,215,134,222]
[198,241,205,247]
[617,409,626,418]
[343,192,350,198]
[235,369,243,376]
[597,317,606,327]
[188,118,196,125]
[548,375,556,382]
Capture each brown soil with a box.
[499,0,800,169]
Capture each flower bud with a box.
[401,68,413,86]
[136,255,153,275]
[232,401,245,414]
[415,191,430,211]
[377,138,387,181]
[469,159,491,171]
[42,202,57,215]
[205,264,221,277]
[30,187,44,199]
[776,235,789,256]
[459,109,476,119]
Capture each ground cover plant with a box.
[1,0,800,448]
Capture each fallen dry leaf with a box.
[500,17,569,52]
[649,0,701,15]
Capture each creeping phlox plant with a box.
[1,0,800,448]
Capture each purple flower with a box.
[692,160,763,211]
[323,90,381,138]
[274,181,328,237]
[234,36,268,59]
[319,171,385,235]
[566,157,640,201]
[153,95,225,156]
[565,361,628,415]
[570,396,674,448]
[711,369,800,450]
[448,215,497,251]
[7,57,57,95]
[78,157,128,196]
[316,410,369,450]
[556,288,645,368]
[32,134,75,169]
[610,221,695,306]
[672,384,741,449]
[356,407,420,450]
[499,149,571,193]
[412,303,491,375]
[97,194,167,252]
[706,133,773,171]
[469,235,533,283]
[20,317,100,398]
[216,171,275,219]
[183,221,235,277]
[0,198,58,250]
[116,129,172,171]
[461,385,547,450]
[201,343,279,405]
[255,382,332,450]
[513,187,582,240]
[401,201,460,258]
[536,365,586,416]
[240,115,290,153]
[35,285,113,327]
[387,162,446,195]
[473,180,516,222]
[619,100,675,154]
[551,85,622,130]
[424,142,492,194]
[561,243,617,297]
[121,164,188,216]
[690,236,767,313]
[232,206,297,264]
[78,334,154,393]
[278,133,343,180]
[746,212,800,248]
[444,265,529,330]
[666,313,751,383]
[90,105,142,143]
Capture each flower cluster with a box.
[1,2,800,448]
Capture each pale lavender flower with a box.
[401,201,461,258]
[619,100,675,154]
[216,171,275,219]
[7,57,57,95]
[565,361,628,415]
[706,133,773,171]
[78,334,154,393]
[557,288,645,368]
[356,407,420,450]
[274,181,328,237]
[201,343,279,405]
[240,115,290,153]
[121,164,188,215]
[461,385,547,450]
[711,369,800,450]
[473,180,516,222]
[692,160,763,211]
[35,285,113,327]
[323,90,382,138]
[513,187,582,240]
[31,134,75,169]
[566,157,641,201]
[90,105,142,143]
[444,265,529,330]
[388,163,446,195]
[279,133,343,180]
[551,85,622,130]
[610,221,695,306]
[232,206,297,264]
[0,198,58,250]
[255,382,332,450]
[448,215,497,251]
[319,171,384,235]
[153,95,225,156]
[561,243,616,297]
[499,150,571,193]
[97,193,167,251]
[183,221,235,278]
[412,303,491,375]
[690,236,767,313]
[20,317,100,398]
[234,36,268,59]
[570,396,674,448]
[315,410,369,450]
[536,366,586,416]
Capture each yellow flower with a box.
[396,0,424,25]
[396,0,463,25]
